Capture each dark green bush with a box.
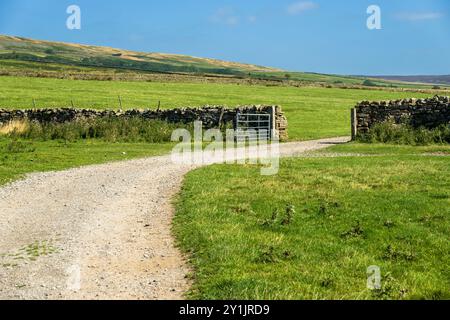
[357,122,450,145]
[362,79,378,87]
[7,118,193,143]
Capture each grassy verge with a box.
[0,76,436,141]
[324,142,450,155]
[174,144,450,300]
[0,137,174,186]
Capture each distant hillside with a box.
[0,34,447,90]
[370,75,450,86]
[0,35,281,76]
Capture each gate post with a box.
[271,106,277,141]
[351,108,357,140]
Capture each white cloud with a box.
[396,12,443,21]
[287,1,318,15]
[210,8,239,26]
[248,16,257,23]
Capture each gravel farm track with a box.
[0,137,349,300]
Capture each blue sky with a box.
[0,0,449,75]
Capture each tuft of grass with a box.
[371,273,407,300]
[0,240,59,267]
[21,240,58,261]
[281,204,296,226]
[340,221,365,239]
[255,246,293,264]
[382,245,416,262]
[260,205,297,227]
[0,120,29,135]
[3,140,36,153]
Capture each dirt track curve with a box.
[0,137,349,300]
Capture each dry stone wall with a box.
[352,96,450,138]
[0,105,288,140]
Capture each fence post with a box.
[216,107,224,128]
[351,108,357,140]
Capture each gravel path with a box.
[0,137,349,300]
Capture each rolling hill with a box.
[0,35,279,76]
[0,34,447,89]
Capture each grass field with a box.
[0,137,174,186]
[324,143,450,155]
[174,143,450,300]
[0,76,437,141]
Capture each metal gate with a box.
[235,113,272,142]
